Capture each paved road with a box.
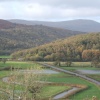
[40,63,100,86]
[53,87,79,100]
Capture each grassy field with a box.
[0,61,43,69]
[39,85,70,99]
[47,62,99,69]
[0,61,100,100]
[62,67,99,72]
[45,62,100,99]
[0,71,10,78]
[46,74,100,99]
[0,85,70,99]
[60,62,100,84]
[0,61,72,99]
[63,62,92,67]
[86,74,100,82]
[0,55,11,58]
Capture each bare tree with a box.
[4,67,45,100]
[2,58,7,64]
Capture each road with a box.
[53,87,80,100]
[40,63,100,86]
[3,63,99,100]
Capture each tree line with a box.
[11,33,100,67]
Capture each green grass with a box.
[46,74,100,100]
[46,62,91,67]
[61,62,99,71]
[44,62,100,99]
[39,85,70,99]
[58,62,100,85]
[0,61,100,100]
[46,62,100,71]
[49,72,72,77]
[0,61,43,69]
[0,71,11,89]
[44,64,100,99]
[63,62,91,67]
[62,66,99,72]
[86,74,100,82]
[0,61,44,92]
[0,71,10,78]
[0,55,11,58]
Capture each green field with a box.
[39,85,70,99]
[0,61,100,100]
[45,62,100,99]
[0,55,11,59]
[60,62,100,83]
[0,61,72,99]
[46,74,100,99]
[86,74,100,81]
[0,61,44,69]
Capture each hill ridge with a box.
[0,20,84,55]
[9,19,100,32]
[11,33,100,61]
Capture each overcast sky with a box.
[0,0,100,22]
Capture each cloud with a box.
[1,0,100,8]
[0,0,100,21]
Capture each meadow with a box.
[61,62,100,82]
[46,62,100,81]
[0,55,11,58]
[0,61,100,100]
[45,62,100,99]
[0,61,71,99]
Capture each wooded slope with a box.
[11,33,100,61]
[0,19,83,55]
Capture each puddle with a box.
[77,70,100,74]
[20,69,59,74]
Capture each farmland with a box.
[0,60,100,99]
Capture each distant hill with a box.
[0,19,84,55]
[0,19,17,29]
[11,33,100,61]
[9,19,100,32]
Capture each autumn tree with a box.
[11,33,100,63]
[82,50,100,67]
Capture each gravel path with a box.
[53,87,79,100]
[40,63,100,86]
[76,69,100,74]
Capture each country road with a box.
[53,87,80,100]
[2,63,99,100]
[2,77,81,100]
[39,63,100,86]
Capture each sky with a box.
[0,0,100,22]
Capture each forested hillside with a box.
[11,33,100,62]
[0,19,17,29]
[0,19,83,55]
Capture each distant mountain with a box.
[11,33,100,61]
[0,19,84,55]
[0,19,27,29]
[9,19,100,32]
[0,19,17,29]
